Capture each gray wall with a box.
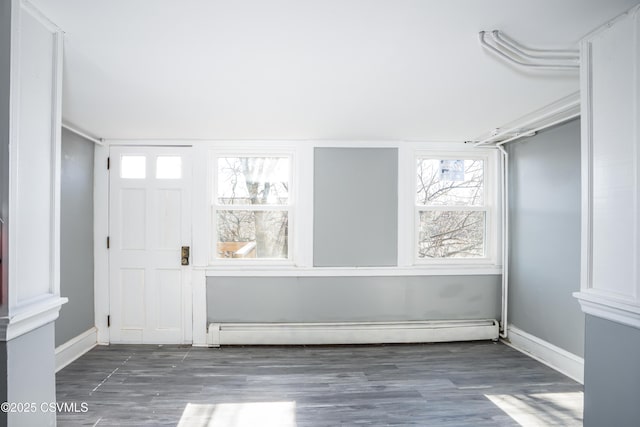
[207,275,501,323]
[506,119,584,356]
[314,148,398,267]
[584,315,640,427]
[56,129,95,347]
[0,339,5,427]
[1,323,57,427]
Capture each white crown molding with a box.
[574,291,640,330]
[0,296,67,341]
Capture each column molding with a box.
[1,0,65,339]
[575,4,640,329]
[0,295,67,341]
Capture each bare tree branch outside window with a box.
[215,157,290,259]
[416,159,485,258]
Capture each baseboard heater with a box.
[207,319,499,347]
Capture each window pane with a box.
[416,159,484,206]
[217,157,289,205]
[418,210,485,258]
[121,155,146,179]
[216,210,288,259]
[156,156,182,179]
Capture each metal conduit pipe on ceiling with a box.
[473,92,580,147]
[491,31,579,60]
[478,30,579,71]
[62,123,105,146]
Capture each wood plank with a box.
[56,342,583,426]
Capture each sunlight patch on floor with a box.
[177,401,297,427]
[486,391,583,426]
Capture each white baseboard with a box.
[505,326,584,384]
[55,327,97,372]
[207,319,499,347]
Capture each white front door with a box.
[109,146,192,344]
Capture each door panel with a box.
[120,189,146,249]
[120,269,145,328]
[156,269,182,329]
[109,146,192,344]
[156,189,181,249]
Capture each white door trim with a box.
[94,144,110,344]
[96,143,194,344]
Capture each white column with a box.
[0,0,67,342]
[574,5,640,329]
[0,2,67,425]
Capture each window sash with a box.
[212,204,290,212]
[414,205,487,212]
[213,154,293,207]
[415,156,486,208]
[211,152,294,263]
[414,207,490,261]
[413,153,493,264]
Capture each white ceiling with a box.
[31,0,640,141]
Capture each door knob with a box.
[181,246,190,265]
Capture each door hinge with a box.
[107,157,110,170]
[107,315,111,327]
[107,236,110,249]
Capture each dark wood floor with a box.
[56,341,583,426]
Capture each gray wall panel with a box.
[0,340,6,427]
[507,119,584,356]
[6,323,57,426]
[207,275,501,323]
[56,129,95,347]
[584,315,640,427]
[314,148,398,267]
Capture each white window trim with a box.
[405,146,501,267]
[208,145,299,267]
[96,140,502,276]
[203,140,501,273]
[118,140,501,275]
[201,266,503,277]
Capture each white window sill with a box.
[200,265,502,277]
